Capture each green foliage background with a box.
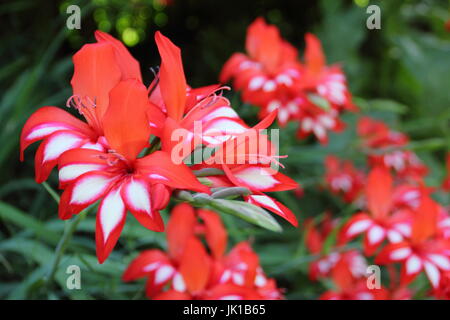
[0,0,448,299]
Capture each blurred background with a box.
[0,0,449,299]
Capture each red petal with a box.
[20,106,92,161]
[304,33,325,75]
[71,42,122,122]
[166,203,196,262]
[179,237,211,294]
[151,183,171,211]
[95,30,142,82]
[96,185,127,263]
[226,242,259,287]
[245,18,281,73]
[121,176,164,232]
[102,79,151,160]
[33,130,86,183]
[375,242,410,265]
[155,31,187,121]
[146,101,167,137]
[122,249,169,281]
[246,194,298,226]
[224,165,298,192]
[411,191,438,243]
[135,151,210,194]
[58,171,116,219]
[57,148,108,189]
[338,212,372,245]
[219,53,247,84]
[366,166,393,220]
[198,209,228,259]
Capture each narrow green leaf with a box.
[209,199,282,232]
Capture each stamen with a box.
[98,151,127,167]
[66,95,101,131]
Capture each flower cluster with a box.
[123,203,282,300]
[312,117,450,300]
[220,17,357,144]
[357,117,428,180]
[20,31,298,263]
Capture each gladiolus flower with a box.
[20,31,143,183]
[339,167,413,256]
[123,203,282,300]
[375,191,450,288]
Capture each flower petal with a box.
[166,203,196,262]
[178,237,211,294]
[366,166,393,220]
[155,31,187,121]
[96,185,127,263]
[304,33,325,75]
[121,176,164,232]
[34,130,86,183]
[198,209,228,259]
[136,151,210,194]
[122,249,170,281]
[20,106,92,161]
[246,194,298,227]
[58,171,116,218]
[95,30,142,82]
[71,42,122,121]
[102,79,151,160]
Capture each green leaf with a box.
[369,99,408,114]
[307,93,331,111]
[0,201,59,244]
[209,199,282,232]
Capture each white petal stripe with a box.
[234,167,278,190]
[424,261,441,288]
[59,164,104,182]
[390,247,412,261]
[406,255,422,275]
[427,254,450,270]
[43,132,83,162]
[124,178,151,213]
[70,174,113,205]
[99,188,125,243]
[346,219,372,237]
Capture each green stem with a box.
[45,210,88,284]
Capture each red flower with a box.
[319,251,387,300]
[375,191,450,288]
[304,213,367,281]
[151,32,248,156]
[357,117,428,180]
[300,33,356,112]
[57,79,208,263]
[123,203,282,300]
[220,17,302,111]
[294,96,346,144]
[324,156,365,203]
[220,18,356,144]
[20,31,143,183]
[193,120,300,227]
[339,167,413,256]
